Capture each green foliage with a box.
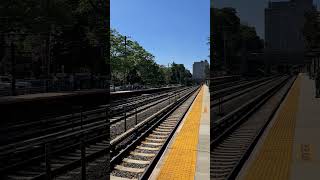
[0,0,108,77]
[211,7,264,70]
[239,25,264,51]
[110,29,192,86]
[303,10,320,50]
[169,62,191,85]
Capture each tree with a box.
[169,62,191,85]
[211,8,240,67]
[211,7,264,72]
[239,25,264,52]
[111,29,163,86]
[110,29,193,86]
[0,0,108,77]
[303,10,320,50]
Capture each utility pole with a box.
[221,25,232,73]
[223,30,227,72]
[46,0,51,78]
[241,35,247,74]
[124,36,127,86]
[43,0,51,92]
[123,35,131,86]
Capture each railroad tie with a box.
[141,141,163,146]
[130,151,156,157]
[114,165,145,173]
[123,158,150,165]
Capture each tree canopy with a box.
[0,0,108,77]
[303,10,320,50]
[211,7,264,71]
[110,29,193,86]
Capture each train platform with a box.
[238,73,320,180]
[150,84,210,180]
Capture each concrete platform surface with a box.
[150,85,210,180]
[195,85,210,180]
[291,73,320,180]
[239,73,320,180]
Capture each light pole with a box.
[220,25,232,73]
[123,35,131,86]
[223,30,227,71]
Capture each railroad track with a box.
[210,76,281,119]
[0,118,109,179]
[210,76,296,180]
[110,87,183,112]
[213,79,248,91]
[0,87,187,147]
[110,87,196,140]
[211,76,278,99]
[0,87,187,146]
[0,86,193,179]
[211,75,241,85]
[110,87,189,120]
[110,86,201,180]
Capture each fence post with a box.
[218,97,223,115]
[72,106,75,130]
[124,105,126,131]
[106,106,108,124]
[135,104,138,125]
[106,105,109,141]
[81,140,86,180]
[45,143,52,180]
[10,42,16,96]
[80,106,83,131]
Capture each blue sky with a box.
[111,0,210,72]
[214,0,320,39]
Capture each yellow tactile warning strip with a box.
[157,86,204,180]
[244,76,301,180]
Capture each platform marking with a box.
[298,144,314,161]
[203,106,208,113]
[157,86,204,180]
[244,76,301,180]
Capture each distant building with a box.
[265,0,315,64]
[193,60,209,82]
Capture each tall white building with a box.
[193,60,209,82]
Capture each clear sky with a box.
[111,0,210,72]
[213,0,320,39]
